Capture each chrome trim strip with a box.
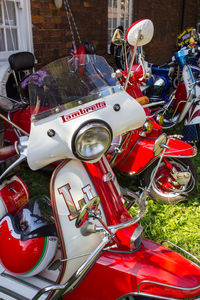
[32,235,110,300]
[137,280,200,294]
[108,189,147,233]
[31,85,123,122]
[161,240,200,265]
[117,292,177,300]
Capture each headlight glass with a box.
[143,120,153,133]
[74,122,112,160]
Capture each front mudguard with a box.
[63,238,200,300]
[116,136,196,175]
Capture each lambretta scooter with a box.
[161,45,200,143]
[108,20,197,203]
[0,21,199,300]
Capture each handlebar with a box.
[0,144,18,160]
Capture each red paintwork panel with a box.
[4,108,31,144]
[63,238,200,300]
[173,81,187,113]
[85,159,132,226]
[114,137,195,174]
[0,218,45,274]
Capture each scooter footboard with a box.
[62,238,200,300]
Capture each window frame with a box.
[108,0,133,53]
[0,0,33,62]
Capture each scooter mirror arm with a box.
[124,40,128,70]
[147,138,169,192]
[0,113,29,136]
[124,30,141,90]
[143,100,165,108]
[107,188,147,234]
[32,235,111,300]
[79,189,147,235]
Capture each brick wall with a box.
[31,0,199,67]
[31,0,108,68]
[133,0,198,64]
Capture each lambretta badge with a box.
[61,101,106,122]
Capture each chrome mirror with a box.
[75,196,100,228]
[112,29,124,46]
[153,133,167,156]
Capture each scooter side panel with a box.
[116,137,196,174]
[63,238,200,300]
[185,101,200,125]
[50,159,106,286]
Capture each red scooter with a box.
[0,20,199,300]
[108,20,197,203]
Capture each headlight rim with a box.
[156,114,164,126]
[143,120,153,133]
[72,119,113,161]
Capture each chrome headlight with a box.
[73,122,112,160]
[156,114,164,126]
[143,120,153,133]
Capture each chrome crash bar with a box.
[32,235,111,300]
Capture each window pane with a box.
[113,17,117,28]
[108,29,112,43]
[113,0,117,8]
[108,18,112,28]
[4,1,16,26]
[0,3,3,25]
[6,28,18,50]
[120,0,125,28]
[0,29,5,51]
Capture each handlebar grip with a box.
[0,144,17,159]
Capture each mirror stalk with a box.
[124,30,141,91]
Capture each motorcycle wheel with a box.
[142,158,197,203]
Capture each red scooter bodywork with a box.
[112,133,196,174]
[172,81,187,113]
[63,239,200,300]
[108,64,197,197]
[62,159,200,300]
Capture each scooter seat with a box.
[8,52,35,72]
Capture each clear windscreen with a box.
[28,55,119,119]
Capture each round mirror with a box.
[126,19,154,47]
[153,133,167,156]
[112,29,124,46]
[75,196,100,228]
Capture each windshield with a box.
[28,55,119,120]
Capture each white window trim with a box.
[108,0,133,53]
[0,0,33,62]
